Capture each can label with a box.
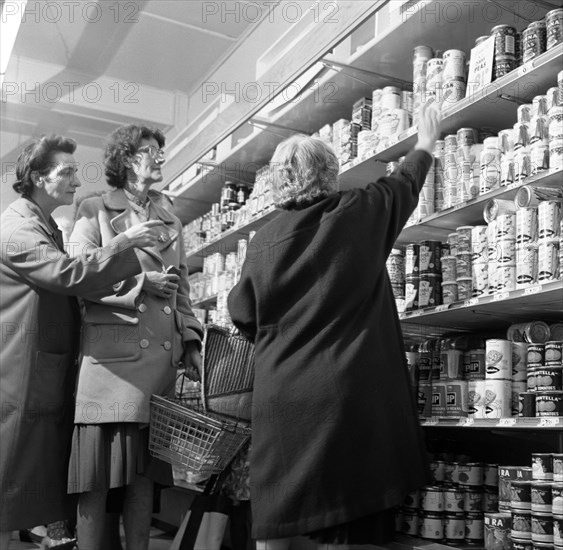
[464,488,484,512]
[531,482,553,513]
[465,513,484,540]
[552,483,563,514]
[465,349,486,381]
[444,488,464,512]
[533,454,554,481]
[553,454,563,482]
[432,382,447,418]
[538,239,560,281]
[546,342,563,364]
[536,391,563,417]
[513,342,529,382]
[511,480,532,510]
[444,513,465,540]
[516,208,539,244]
[486,339,512,378]
[531,512,554,542]
[535,367,562,391]
[538,201,562,240]
[519,392,536,417]
[419,512,444,540]
[511,510,532,539]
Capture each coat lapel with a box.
[103,189,179,266]
[10,198,65,251]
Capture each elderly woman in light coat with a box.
[67,124,203,550]
[0,135,162,550]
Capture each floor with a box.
[5,526,175,550]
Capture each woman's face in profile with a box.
[40,151,81,206]
[132,136,165,186]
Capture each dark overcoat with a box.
[0,197,141,530]
[227,149,433,539]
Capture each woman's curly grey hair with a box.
[270,134,339,210]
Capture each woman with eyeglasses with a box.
[66,125,203,550]
[0,134,164,550]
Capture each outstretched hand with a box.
[415,100,442,154]
[123,220,165,248]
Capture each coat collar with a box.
[102,188,179,259]
[9,197,65,250]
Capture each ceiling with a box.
[0,0,274,211]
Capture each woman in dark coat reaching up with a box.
[227,101,442,548]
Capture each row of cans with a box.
[397,508,485,543]
[519,391,563,418]
[509,480,563,514]
[405,484,499,514]
[484,511,563,550]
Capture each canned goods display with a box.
[400,508,419,535]
[405,276,420,311]
[532,482,553,513]
[419,274,442,307]
[529,344,546,365]
[512,480,533,510]
[420,240,442,274]
[512,509,533,539]
[531,512,554,543]
[484,379,512,418]
[457,251,472,278]
[534,454,555,481]
[444,512,465,542]
[432,381,447,417]
[464,487,484,512]
[535,367,562,391]
[441,281,458,304]
[554,456,563,483]
[523,21,547,64]
[517,207,539,244]
[536,391,563,417]
[486,339,512,378]
[405,244,420,276]
[509,321,552,344]
[444,487,464,511]
[538,202,562,240]
[485,512,512,550]
[519,392,536,417]
[447,381,469,417]
[465,512,484,542]
[419,511,444,540]
[513,342,529,381]
[457,277,473,300]
[554,514,563,546]
[546,8,563,50]
[546,342,563,364]
[553,483,563,513]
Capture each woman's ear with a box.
[30,171,43,187]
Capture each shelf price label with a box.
[498,418,517,427]
[435,304,450,312]
[493,292,510,302]
[424,417,440,425]
[463,298,479,307]
[518,62,533,77]
[458,417,474,426]
[539,417,560,427]
[524,285,543,295]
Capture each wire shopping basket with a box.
[201,324,255,421]
[149,395,251,476]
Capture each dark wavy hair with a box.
[104,125,165,188]
[13,135,77,195]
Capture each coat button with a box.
[163,306,172,315]
[163,341,172,351]
[140,339,150,349]
[138,303,148,313]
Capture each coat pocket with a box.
[29,350,73,416]
[82,321,142,364]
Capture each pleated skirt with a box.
[67,423,172,495]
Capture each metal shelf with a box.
[185,206,278,272]
[398,168,563,245]
[399,280,563,335]
[420,417,561,429]
[170,1,559,223]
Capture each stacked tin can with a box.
[413,45,433,121]
[332,118,357,166]
[522,19,547,65]
[506,453,563,548]
[549,87,563,170]
[442,49,467,104]
[398,457,499,544]
[443,133,459,208]
[522,339,563,418]
[458,128,482,202]
[485,198,518,292]
[492,24,518,80]
[434,139,446,212]
[480,136,502,194]
[416,338,438,419]
[387,248,405,313]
